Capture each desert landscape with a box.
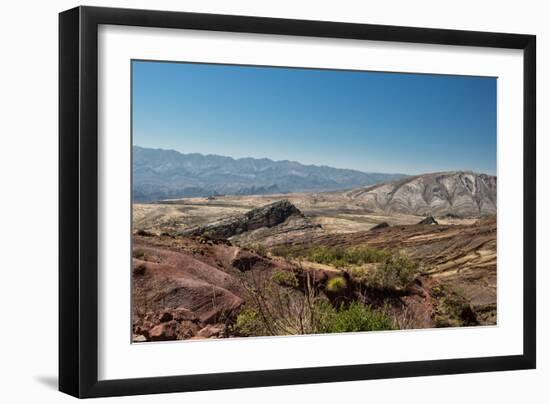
[132,148,497,342]
[131,61,497,342]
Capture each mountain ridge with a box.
[345,170,496,217]
[133,146,407,202]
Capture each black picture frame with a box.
[59,5,536,398]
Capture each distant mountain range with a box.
[132,146,406,202]
[345,171,497,217]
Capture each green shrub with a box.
[270,244,419,291]
[269,245,304,260]
[347,266,370,283]
[271,244,391,268]
[326,276,347,293]
[271,270,299,288]
[368,254,419,290]
[307,246,343,266]
[340,246,390,265]
[270,245,390,267]
[233,300,395,337]
[319,301,395,333]
[233,307,265,336]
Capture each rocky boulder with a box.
[197,324,225,338]
[370,222,390,230]
[179,200,303,240]
[418,216,439,225]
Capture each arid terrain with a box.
[132,171,497,342]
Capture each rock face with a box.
[230,214,323,246]
[132,231,300,342]
[180,200,304,240]
[347,171,496,217]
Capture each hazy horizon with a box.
[133,61,497,175]
[133,144,497,177]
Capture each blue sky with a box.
[132,60,496,175]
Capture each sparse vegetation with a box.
[246,243,268,257]
[232,270,329,336]
[318,301,395,333]
[271,244,420,291]
[431,283,477,327]
[391,305,422,330]
[271,270,299,288]
[326,276,347,293]
[233,298,395,337]
[272,245,391,267]
[269,244,306,260]
[232,307,264,336]
[367,254,420,290]
[230,264,397,337]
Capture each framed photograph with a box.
[59,6,536,398]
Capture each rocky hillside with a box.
[133,146,406,202]
[132,214,497,341]
[346,171,496,217]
